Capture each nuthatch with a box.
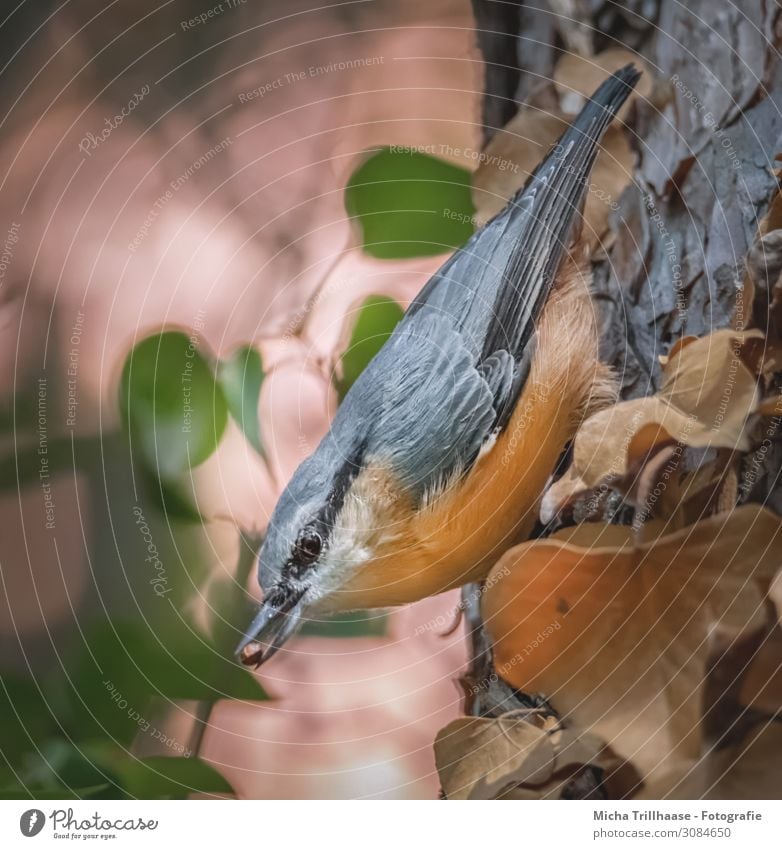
[238,66,640,667]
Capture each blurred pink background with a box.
[0,0,486,798]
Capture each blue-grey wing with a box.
[403,66,639,424]
[331,312,515,498]
[325,68,640,497]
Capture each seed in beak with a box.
[239,641,264,668]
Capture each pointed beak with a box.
[236,583,307,668]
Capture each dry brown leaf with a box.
[481,505,782,785]
[739,629,782,714]
[622,443,688,531]
[540,467,592,526]
[699,721,782,799]
[434,715,637,800]
[660,329,762,421]
[758,394,782,416]
[769,571,782,628]
[659,335,699,364]
[630,445,731,533]
[640,721,782,799]
[542,330,763,522]
[553,519,638,550]
[471,109,635,248]
[497,775,579,799]
[554,49,652,120]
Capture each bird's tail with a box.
[481,64,640,362]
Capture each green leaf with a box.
[205,532,266,656]
[345,147,475,259]
[120,331,228,479]
[19,739,124,799]
[0,783,35,800]
[217,346,265,456]
[138,464,203,524]
[0,674,60,766]
[206,579,255,655]
[4,727,233,800]
[62,617,266,745]
[0,782,117,800]
[116,756,233,799]
[336,296,403,401]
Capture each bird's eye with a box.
[295,529,322,564]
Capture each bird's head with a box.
[236,438,409,667]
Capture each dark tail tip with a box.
[591,63,642,114]
[613,63,642,87]
[564,62,641,140]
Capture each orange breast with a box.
[332,256,607,611]
[334,374,576,610]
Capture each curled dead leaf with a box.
[769,570,782,627]
[739,629,782,715]
[542,329,763,523]
[540,466,594,526]
[639,721,782,800]
[758,394,782,416]
[481,505,782,785]
[434,714,639,800]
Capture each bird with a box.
[238,65,641,667]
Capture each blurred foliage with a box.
[138,464,204,524]
[2,139,464,799]
[336,295,404,401]
[120,331,228,480]
[346,147,475,258]
[0,730,231,800]
[217,345,265,457]
[0,529,265,800]
[115,755,232,800]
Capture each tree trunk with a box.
[458,0,782,796]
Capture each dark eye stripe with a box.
[283,439,366,578]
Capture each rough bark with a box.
[462,0,782,795]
